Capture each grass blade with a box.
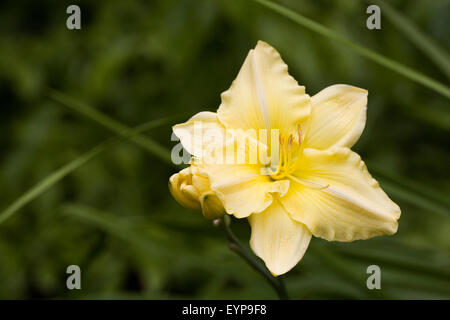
[48,89,175,163]
[310,243,390,299]
[376,178,450,218]
[252,0,450,99]
[370,164,450,207]
[373,0,450,80]
[61,204,216,265]
[62,204,163,256]
[0,117,176,225]
[368,164,450,217]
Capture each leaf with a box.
[252,0,450,99]
[62,204,166,256]
[368,164,450,217]
[48,89,178,164]
[373,0,450,80]
[0,116,178,225]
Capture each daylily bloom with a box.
[169,41,401,276]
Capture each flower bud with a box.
[169,166,225,219]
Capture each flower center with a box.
[268,126,303,180]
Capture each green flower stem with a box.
[219,215,289,300]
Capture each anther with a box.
[288,134,293,147]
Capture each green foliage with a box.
[0,0,449,299]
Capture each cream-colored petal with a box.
[249,200,312,276]
[196,163,289,218]
[173,111,226,158]
[304,84,367,150]
[191,173,210,194]
[282,148,401,241]
[217,41,310,138]
[179,183,200,202]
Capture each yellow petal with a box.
[282,148,401,241]
[304,84,367,150]
[191,172,211,194]
[196,163,289,218]
[217,41,310,138]
[249,200,312,276]
[173,111,226,158]
[180,183,200,202]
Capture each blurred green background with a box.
[0,0,449,299]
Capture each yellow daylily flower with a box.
[169,41,401,276]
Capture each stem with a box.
[219,215,289,300]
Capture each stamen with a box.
[269,131,303,180]
[297,125,302,146]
